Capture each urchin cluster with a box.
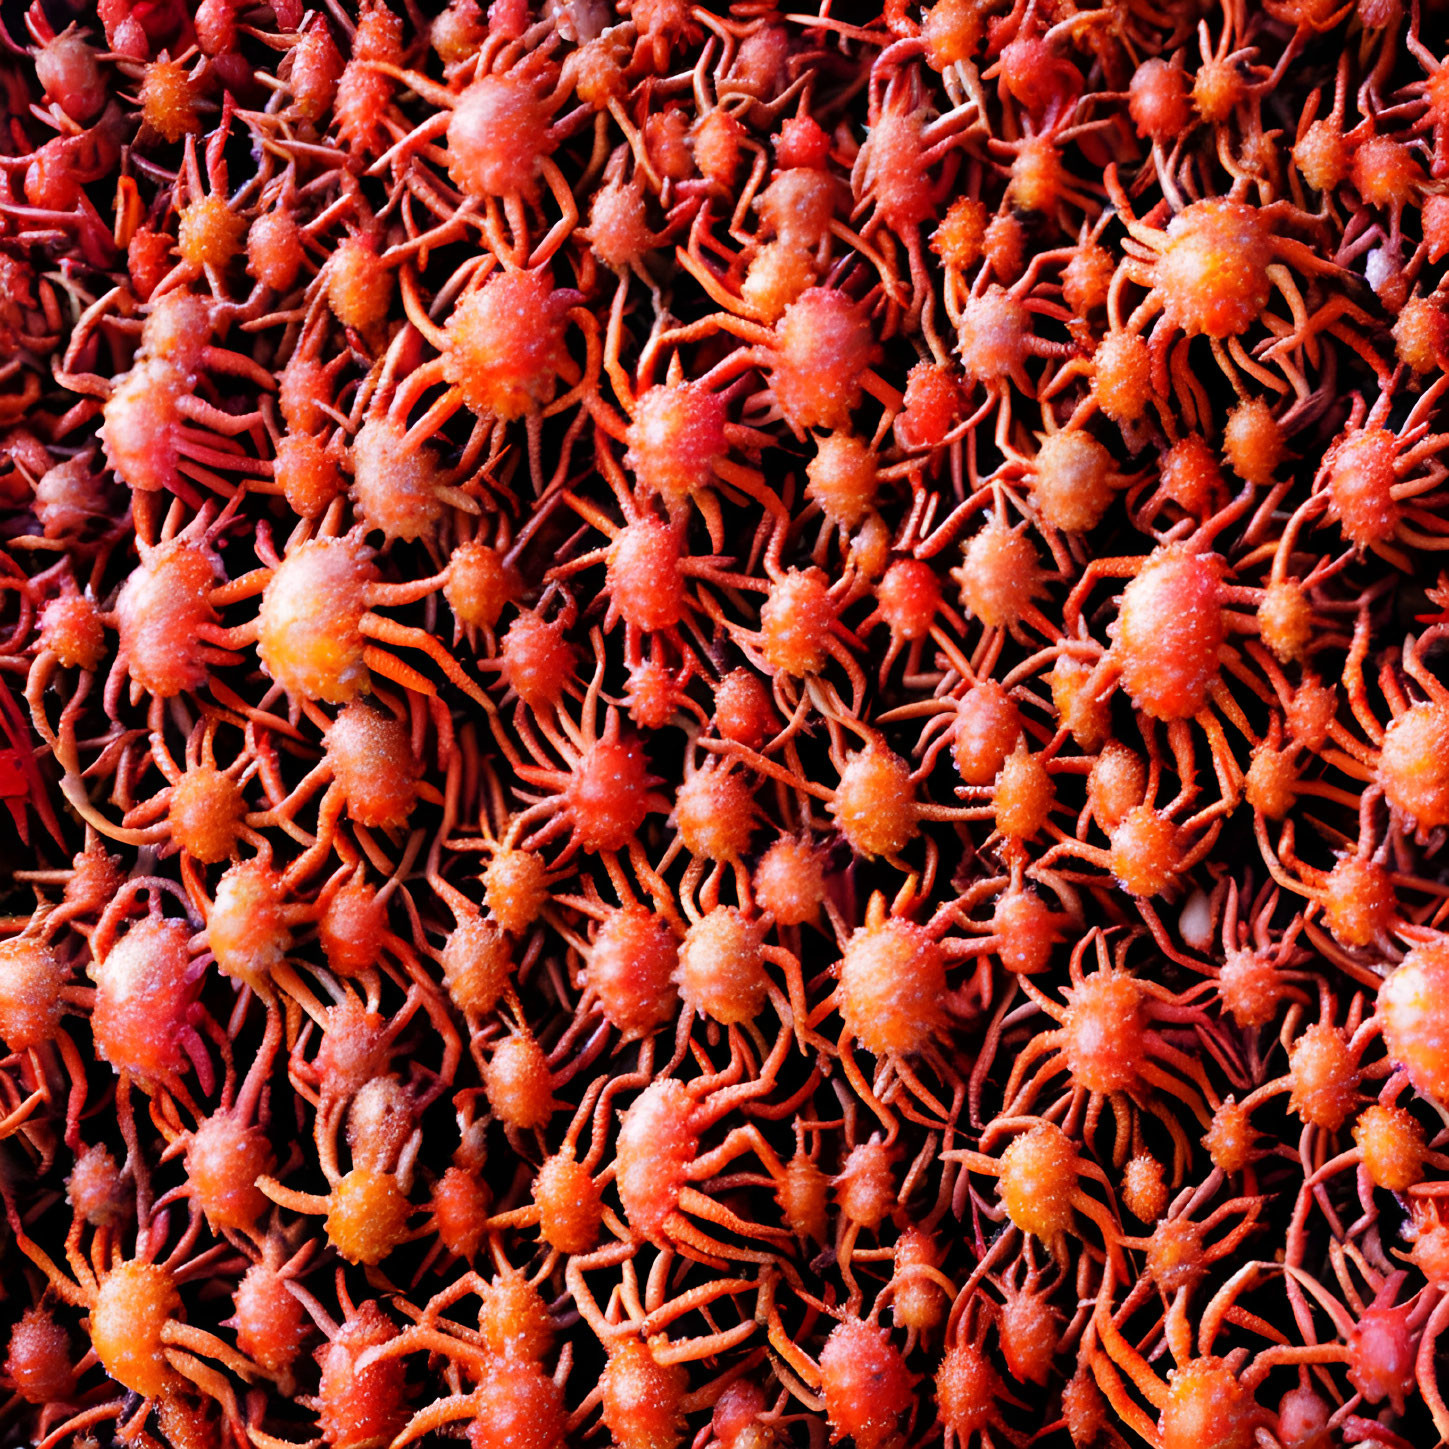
[4,1,1449,1448]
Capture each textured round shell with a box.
[1354,1104,1426,1191]
[533,1154,603,1254]
[1109,806,1182,897]
[483,1033,555,1131]
[954,680,1023,784]
[615,1078,698,1238]
[469,1356,565,1449]
[233,1263,309,1377]
[1329,429,1399,546]
[760,568,836,677]
[91,916,197,1080]
[625,382,728,502]
[91,1261,180,1398]
[674,764,756,862]
[432,1164,490,1260]
[957,515,1042,626]
[326,703,422,829]
[588,906,679,1038]
[258,537,376,703]
[1159,1356,1257,1449]
[807,431,878,528]
[998,1123,1077,1240]
[754,837,826,925]
[600,1339,688,1449]
[565,736,652,851]
[316,1301,406,1449]
[116,541,216,698]
[501,610,574,707]
[350,416,443,542]
[483,848,548,935]
[169,765,245,862]
[1062,971,1145,1094]
[441,915,513,1016]
[838,915,946,1056]
[676,907,769,1024]
[1032,429,1116,533]
[957,286,1030,383]
[0,937,67,1050]
[40,593,107,670]
[1112,547,1225,720]
[607,517,685,632]
[1158,200,1273,338]
[446,540,513,630]
[819,1320,914,1449]
[1379,942,1449,1104]
[184,1114,273,1230]
[770,288,871,431]
[5,1307,74,1405]
[209,860,290,988]
[936,1340,999,1438]
[1378,702,1449,828]
[326,1168,411,1265]
[831,745,916,858]
[447,73,554,198]
[443,271,570,421]
[1287,1022,1358,1130]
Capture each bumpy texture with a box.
[4,2,1449,1448]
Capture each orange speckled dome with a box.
[258,536,376,703]
[169,764,245,862]
[468,1355,566,1449]
[0,937,67,1050]
[600,1339,688,1449]
[233,1262,309,1379]
[91,1261,181,1398]
[116,539,217,697]
[316,1301,406,1449]
[441,914,513,1016]
[607,517,685,632]
[831,744,916,858]
[443,270,571,421]
[838,913,946,1057]
[90,916,197,1080]
[39,593,107,670]
[770,288,872,432]
[626,382,728,503]
[998,1123,1077,1240]
[447,73,554,199]
[1378,702,1449,828]
[184,1113,274,1230]
[676,907,768,1024]
[759,568,836,678]
[325,1167,411,1265]
[1112,547,1225,721]
[1379,942,1449,1105]
[1157,200,1273,338]
[350,415,444,543]
[533,1154,603,1254]
[936,1340,999,1438]
[1159,1357,1258,1449]
[565,735,652,852]
[615,1078,698,1239]
[326,702,422,829]
[209,860,291,989]
[1061,970,1146,1094]
[588,906,679,1038]
[819,1320,914,1449]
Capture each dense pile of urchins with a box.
[3,0,1449,1445]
